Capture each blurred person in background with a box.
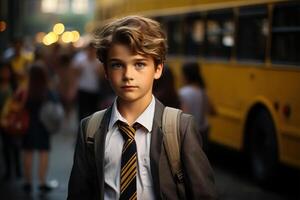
[179,62,216,150]
[72,43,102,121]
[33,45,47,67]
[5,38,31,89]
[98,76,115,110]
[22,65,55,194]
[153,66,181,108]
[0,60,21,181]
[56,53,78,116]
[45,43,62,77]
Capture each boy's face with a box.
[105,44,163,104]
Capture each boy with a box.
[67,16,217,200]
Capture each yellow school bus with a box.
[94,0,300,183]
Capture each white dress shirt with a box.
[73,51,100,93]
[104,97,156,200]
[179,86,209,132]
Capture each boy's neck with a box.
[117,94,153,126]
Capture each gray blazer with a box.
[67,99,217,200]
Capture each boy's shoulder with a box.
[80,100,195,138]
[81,108,109,127]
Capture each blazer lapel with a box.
[94,107,112,200]
[92,100,165,199]
[150,99,165,199]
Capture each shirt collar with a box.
[109,96,156,132]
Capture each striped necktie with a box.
[118,121,138,200]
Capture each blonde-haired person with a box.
[68,16,217,200]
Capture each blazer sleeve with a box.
[180,113,218,200]
[67,118,95,200]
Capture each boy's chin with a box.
[117,94,151,104]
[117,95,139,103]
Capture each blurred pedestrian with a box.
[6,38,31,89]
[98,74,115,110]
[179,62,216,149]
[22,65,55,194]
[56,53,78,116]
[73,43,102,121]
[153,66,181,108]
[45,43,62,77]
[0,60,22,181]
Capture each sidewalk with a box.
[0,110,78,200]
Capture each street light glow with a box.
[53,23,65,35]
[71,31,80,42]
[0,21,7,32]
[43,32,59,45]
[62,31,73,43]
[36,32,46,43]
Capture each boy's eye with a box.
[135,62,146,69]
[110,63,123,69]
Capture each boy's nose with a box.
[123,66,134,80]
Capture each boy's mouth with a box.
[121,85,138,89]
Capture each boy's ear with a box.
[154,63,163,80]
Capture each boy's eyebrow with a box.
[108,58,123,62]
[133,58,147,62]
[108,58,148,62]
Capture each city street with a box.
[0,110,78,200]
[209,145,300,200]
[1,1,300,200]
[0,110,299,200]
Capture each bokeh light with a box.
[0,21,7,32]
[71,31,80,42]
[53,23,65,35]
[61,31,73,43]
[43,32,59,45]
[35,32,46,43]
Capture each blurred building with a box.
[0,0,22,54]
[0,0,94,54]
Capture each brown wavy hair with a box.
[94,15,167,67]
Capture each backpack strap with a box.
[86,109,107,143]
[162,106,186,199]
[85,107,186,198]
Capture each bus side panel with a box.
[204,62,300,168]
[203,62,245,150]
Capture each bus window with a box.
[271,2,300,65]
[153,16,163,25]
[237,6,267,62]
[183,14,205,56]
[166,18,183,55]
[156,17,168,34]
[205,10,234,60]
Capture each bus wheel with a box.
[248,110,278,185]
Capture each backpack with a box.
[85,106,186,199]
[39,101,65,134]
[0,96,30,136]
